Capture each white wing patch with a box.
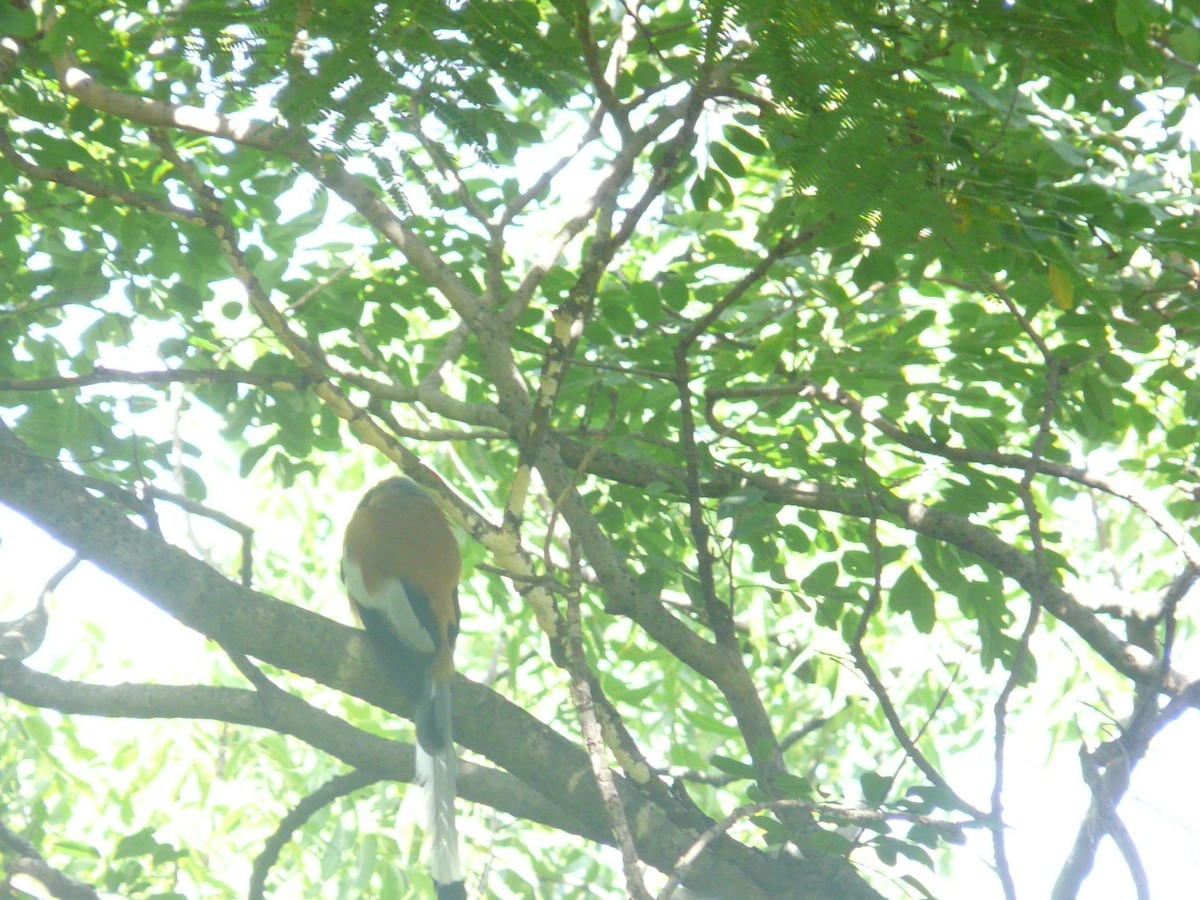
[342,557,436,654]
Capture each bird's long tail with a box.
[416,676,463,899]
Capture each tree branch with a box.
[571,0,632,139]
[851,510,984,819]
[563,547,651,899]
[0,127,202,225]
[553,437,1197,697]
[0,425,883,900]
[774,379,1200,571]
[0,661,596,844]
[991,347,1062,900]
[0,366,310,394]
[0,816,103,900]
[46,27,495,344]
[248,769,384,900]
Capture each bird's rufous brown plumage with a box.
[342,476,465,898]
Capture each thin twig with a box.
[990,322,1061,900]
[0,818,104,900]
[0,366,310,394]
[248,769,384,900]
[848,502,985,820]
[80,476,255,587]
[735,379,1200,571]
[571,0,632,138]
[852,659,964,847]
[0,127,204,226]
[659,796,979,900]
[562,536,651,900]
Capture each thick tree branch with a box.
[0,663,599,845]
[0,815,102,900]
[0,426,883,900]
[492,75,795,807]
[661,231,822,791]
[1052,564,1193,899]
[563,561,651,899]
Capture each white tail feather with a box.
[416,684,462,885]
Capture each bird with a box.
[342,476,465,900]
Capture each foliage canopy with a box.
[1,1,1198,898]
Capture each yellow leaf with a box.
[1048,264,1074,309]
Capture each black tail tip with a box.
[435,880,466,900]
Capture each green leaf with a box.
[54,840,102,859]
[0,5,38,37]
[113,828,179,862]
[1113,0,1142,37]
[690,169,714,210]
[724,125,768,156]
[709,755,756,779]
[852,250,899,287]
[899,873,938,898]
[859,770,891,805]
[659,274,689,311]
[21,715,54,748]
[801,561,840,596]
[708,142,746,178]
[890,566,936,633]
